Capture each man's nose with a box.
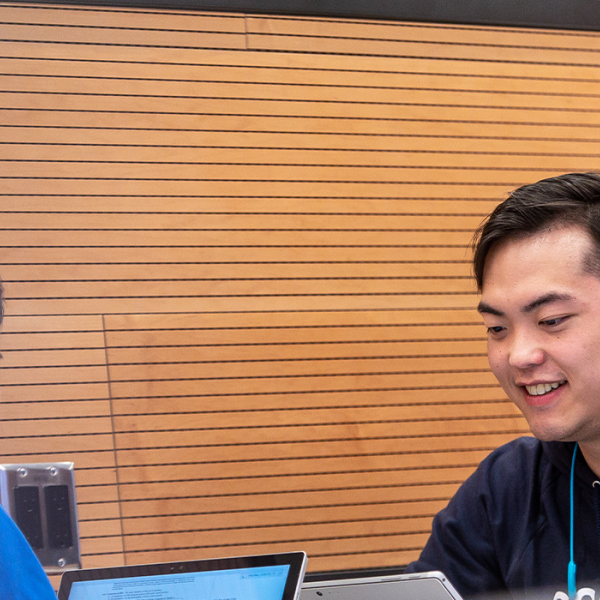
[508,332,545,369]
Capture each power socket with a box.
[0,463,81,573]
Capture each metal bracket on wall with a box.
[0,462,81,573]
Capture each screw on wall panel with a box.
[17,468,28,478]
[48,467,58,476]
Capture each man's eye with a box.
[487,326,505,334]
[540,316,568,327]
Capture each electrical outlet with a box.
[0,463,81,573]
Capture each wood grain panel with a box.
[103,308,524,570]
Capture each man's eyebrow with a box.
[523,292,575,313]
[477,292,575,317]
[477,301,504,316]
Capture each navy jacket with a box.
[406,437,600,599]
[0,504,56,599]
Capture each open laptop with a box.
[300,571,463,600]
[58,551,307,600]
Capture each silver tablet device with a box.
[300,570,463,600]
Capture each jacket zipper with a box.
[593,481,600,556]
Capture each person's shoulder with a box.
[485,435,543,464]
[473,437,573,507]
[0,506,57,599]
[474,436,547,489]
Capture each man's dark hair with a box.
[472,172,600,291]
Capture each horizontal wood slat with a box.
[112,387,508,414]
[4,97,600,127]
[5,78,600,112]
[4,116,600,144]
[0,214,484,228]
[0,247,475,264]
[1,1,596,583]
[4,39,600,81]
[3,136,600,158]
[0,264,473,280]
[4,62,600,98]
[1,295,481,316]
[115,432,521,468]
[0,181,537,197]
[8,149,600,171]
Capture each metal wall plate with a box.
[0,462,81,573]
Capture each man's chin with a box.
[528,424,575,444]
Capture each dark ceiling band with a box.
[6,0,600,31]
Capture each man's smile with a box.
[525,381,566,397]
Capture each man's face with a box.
[479,226,600,448]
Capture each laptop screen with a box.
[59,552,307,600]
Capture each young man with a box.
[405,173,600,600]
[0,284,58,599]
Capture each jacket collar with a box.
[543,441,600,487]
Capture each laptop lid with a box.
[58,551,307,600]
[300,571,463,600]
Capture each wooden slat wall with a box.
[1,1,599,580]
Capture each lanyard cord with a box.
[568,442,579,600]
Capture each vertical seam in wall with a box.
[244,13,250,50]
[102,314,126,565]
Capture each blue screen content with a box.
[68,564,291,600]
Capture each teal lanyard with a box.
[568,442,579,600]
